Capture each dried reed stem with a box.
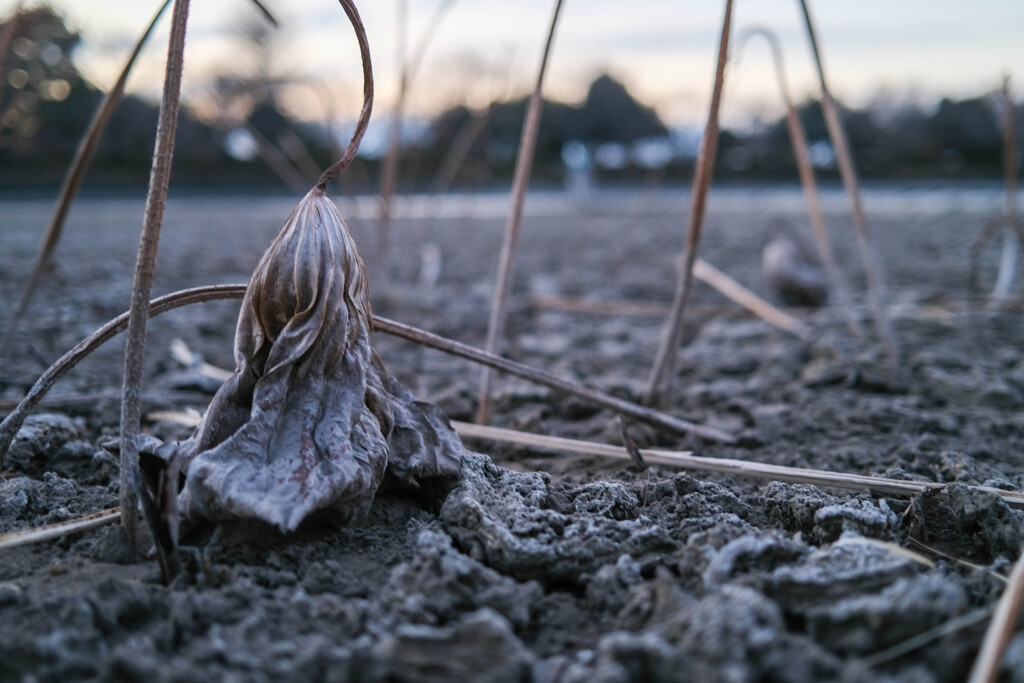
[453,420,690,463]
[476,0,565,424]
[992,76,1020,301]
[431,102,498,194]
[118,0,191,549]
[316,0,374,189]
[739,26,861,341]
[446,422,1024,508]
[644,0,733,407]
[968,547,1024,683]
[0,282,735,466]
[797,0,896,359]
[0,508,121,552]
[379,315,733,442]
[0,0,173,356]
[692,258,813,339]
[246,0,278,28]
[0,285,243,460]
[376,0,456,281]
[244,122,309,194]
[0,390,212,413]
[863,606,994,668]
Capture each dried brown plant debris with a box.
[137,0,463,571]
[170,188,464,533]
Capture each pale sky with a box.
[11,0,1024,128]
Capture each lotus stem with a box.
[476,0,565,424]
[644,0,733,407]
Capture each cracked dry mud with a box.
[2,186,1024,681]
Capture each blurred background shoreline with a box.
[0,3,1021,194]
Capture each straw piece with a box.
[863,606,994,668]
[968,547,1024,683]
[475,0,565,425]
[531,295,671,318]
[532,256,815,342]
[452,421,1024,509]
[0,508,121,552]
[693,258,813,339]
[453,420,692,463]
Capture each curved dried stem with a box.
[476,0,565,424]
[0,285,244,460]
[119,0,192,548]
[736,25,861,341]
[0,0,173,356]
[1,283,735,466]
[798,0,896,360]
[644,0,733,407]
[316,0,374,190]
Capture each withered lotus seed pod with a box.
[175,188,464,532]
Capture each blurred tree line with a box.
[0,6,1020,192]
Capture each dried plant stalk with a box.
[739,26,861,340]
[170,191,463,532]
[0,286,243,459]
[0,0,173,356]
[243,123,310,194]
[644,0,733,407]
[476,0,565,425]
[992,75,1020,301]
[144,0,463,541]
[433,422,1024,508]
[0,508,121,551]
[797,0,896,358]
[431,102,499,194]
[0,281,737,470]
[376,0,457,282]
[118,0,191,549]
[692,258,813,339]
[968,547,1024,683]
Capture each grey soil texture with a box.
[2,184,1024,681]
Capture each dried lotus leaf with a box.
[174,188,464,532]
